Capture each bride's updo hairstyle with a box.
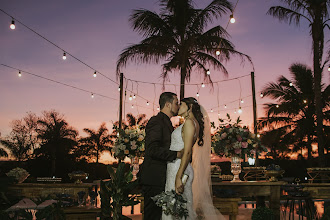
[181,97,204,146]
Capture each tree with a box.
[0,112,38,162]
[267,0,330,166]
[116,0,252,100]
[78,123,112,164]
[35,110,78,176]
[258,63,330,160]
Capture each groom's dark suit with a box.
[139,112,177,220]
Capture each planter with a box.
[130,156,139,181]
[68,172,89,184]
[230,156,242,182]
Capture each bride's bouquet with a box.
[152,175,189,219]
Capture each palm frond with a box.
[267,6,311,25]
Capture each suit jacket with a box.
[138,112,177,187]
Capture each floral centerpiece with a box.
[6,167,30,183]
[112,125,145,159]
[212,114,265,159]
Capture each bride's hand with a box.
[175,177,184,195]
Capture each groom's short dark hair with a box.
[159,92,177,110]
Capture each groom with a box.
[139,92,183,220]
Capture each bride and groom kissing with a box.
[138,92,224,220]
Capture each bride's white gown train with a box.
[162,123,197,220]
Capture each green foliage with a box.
[252,207,275,220]
[35,202,66,220]
[100,162,139,220]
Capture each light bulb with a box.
[257,134,261,138]
[10,20,15,30]
[241,99,244,103]
[289,82,293,86]
[234,110,237,114]
[18,71,22,77]
[218,113,221,116]
[93,71,97,77]
[131,105,134,109]
[224,105,227,109]
[129,95,133,101]
[303,100,307,104]
[328,65,330,71]
[202,83,205,88]
[206,69,210,75]
[118,87,120,91]
[216,50,220,56]
[260,93,264,98]
[230,14,235,23]
[238,107,242,114]
[196,92,199,97]
[211,109,213,113]
[157,107,160,111]
[62,52,67,60]
[91,93,94,98]
[147,101,150,106]
[276,104,279,108]
[133,94,136,99]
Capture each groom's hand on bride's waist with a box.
[176,149,184,159]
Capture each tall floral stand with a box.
[231,156,242,182]
[130,156,139,181]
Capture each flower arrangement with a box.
[112,125,145,159]
[6,167,30,183]
[212,114,265,158]
[152,190,188,219]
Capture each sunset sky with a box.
[1,0,326,162]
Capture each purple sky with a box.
[0,0,324,142]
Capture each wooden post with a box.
[251,72,259,166]
[119,72,124,129]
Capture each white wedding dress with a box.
[162,123,197,220]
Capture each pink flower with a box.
[226,125,231,128]
[236,135,242,142]
[242,142,248,148]
[221,133,227,139]
[235,148,241,154]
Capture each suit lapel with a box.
[159,112,173,133]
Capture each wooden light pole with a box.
[119,72,124,129]
[251,72,259,166]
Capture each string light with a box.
[211,109,213,113]
[157,107,160,111]
[133,94,136,99]
[218,113,221,116]
[118,87,120,91]
[91,93,94,98]
[206,69,210,75]
[276,104,279,108]
[18,70,21,77]
[129,95,133,101]
[328,65,330,71]
[224,105,227,109]
[201,83,205,88]
[240,99,244,103]
[289,82,293,86]
[260,93,264,98]
[10,19,15,30]
[196,92,200,97]
[230,14,236,23]
[234,109,237,114]
[303,100,307,104]
[62,52,67,60]
[131,105,134,109]
[257,134,261,138]
[146,101,150,106]
[216,50,220,56]
[93,71,97,77]
[238,107,242,114]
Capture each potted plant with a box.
[264,164,285,182]
[6,167,30,183]
[100,162,139,220]
[212,114,266,182]
[252,207,275,220]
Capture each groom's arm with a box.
[145,119,178,161]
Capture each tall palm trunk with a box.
[312,10,326,167]
[180,68,186,100]
[307,135,313,160]
[96,147,99,164]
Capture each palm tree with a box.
[0,135,32,162]
[79,123,112,164]
[0,148,8,158]
[35,110,78,176]
[258,63,330,160]
[116,0,252,100]
[267,0,330,166]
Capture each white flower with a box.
[131,140,137,150]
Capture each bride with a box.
[162,97,225,220]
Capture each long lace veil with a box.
[191,105,225,220]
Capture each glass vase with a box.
[231,156,242,182]
[130,155,139,181]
